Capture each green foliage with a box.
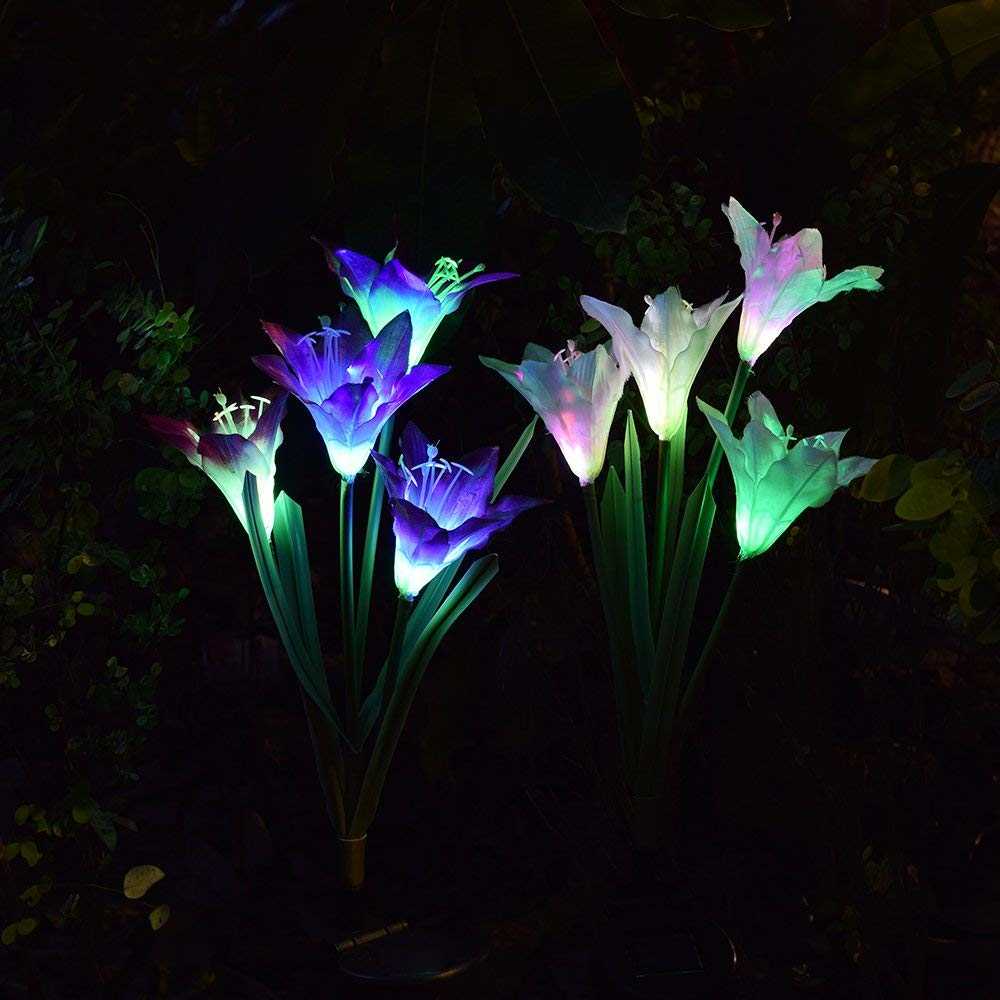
[862,450,1000,642]
[0,201,197,946]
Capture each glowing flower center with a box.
[426,256,487,299]
[553,340,583,366]
[212,391,270,437]
[398,444,474,518]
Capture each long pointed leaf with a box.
[350,555,498,835]
[273,493,322,668]
[600,467,642,771]
[624,412,654,692]
[355,417,395,672]
[492,415,538,500]
[242,474,348,747]
[403,559,463,660]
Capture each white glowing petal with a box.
[326,440,374,481]
[394,549,448,600]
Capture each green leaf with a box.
[16,918,37,937]
[14,805,32,825]
[72,803,93,824]
[403,560,463,663]
[355,417,394,672]
[2,924,18,946]
[612,0,779,30]
[895,479,956,520]
[859,454,915,502]
[149,904,170,931]
[812,2,1000,139]
[623,413,654,691]
[492,415,538,500]
[352,556,498,836]
[946,360,993,398]
[19,841,40,867]
[243,475,347,746]
[90,810,117,850]
[960,381,999,412]
[460,0,640,231]
[123,864,165,900]
[272,494,322,669]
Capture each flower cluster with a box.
[484,195,883,553]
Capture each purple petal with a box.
[352,364,449,445]
[145,414,200,464]
[197,432,269,480]
[371,450,408,499]
[399,422,432,470]
[439,270,518,316]
[390,498,452,564]
[489,494,547,518]
[317,381,380,437]
[252,354,301,396]
[249,391,288,458]
[429,446,498,527]
[351,311,412,386]
[326,246,380,298]
[368,260,440,332]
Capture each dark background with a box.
[2,1,999,996]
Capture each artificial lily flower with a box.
[697,391,877,560]
[146,391,288,536]
[580,287,742,442]
[253,310,448,481]
[322,245,517,368]
[481,341,628,487]
[372,423,543,599]
[722,197,884,367]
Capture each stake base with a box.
[338,924,490,987]
[338,835,367,892]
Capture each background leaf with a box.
[123,864,165,900]
[612,0,780,30]
[460,0,641,231]
[812,1,1000,138]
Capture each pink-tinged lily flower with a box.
[723,197,884,367]
[321,245,517,368]
[580,287,742,442]
[253,310,448,481]
[698,390,877,560]
[146,392,288,536]
[481,341,628,486]
[372,423,543,598]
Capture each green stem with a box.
[637,360,752,798]
[676,560,743,744]
[340,478,358,739]
[355,417,394,672]
[582,482,607,593]
[301,689,348,836]
[652,412,687,616]
[348,596,414,837]
[706,361,752,487]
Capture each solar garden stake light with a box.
[483,197,883,852]
[149,246,538,890]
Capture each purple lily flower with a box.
[321,245,517,368]
[372,423,544,599]
[252,310,448,481]
[146,391,288,536]
[723,197,884,367]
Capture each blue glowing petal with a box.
[423,446,498,529]
[348,311,412,386]
[329,247,381,299]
